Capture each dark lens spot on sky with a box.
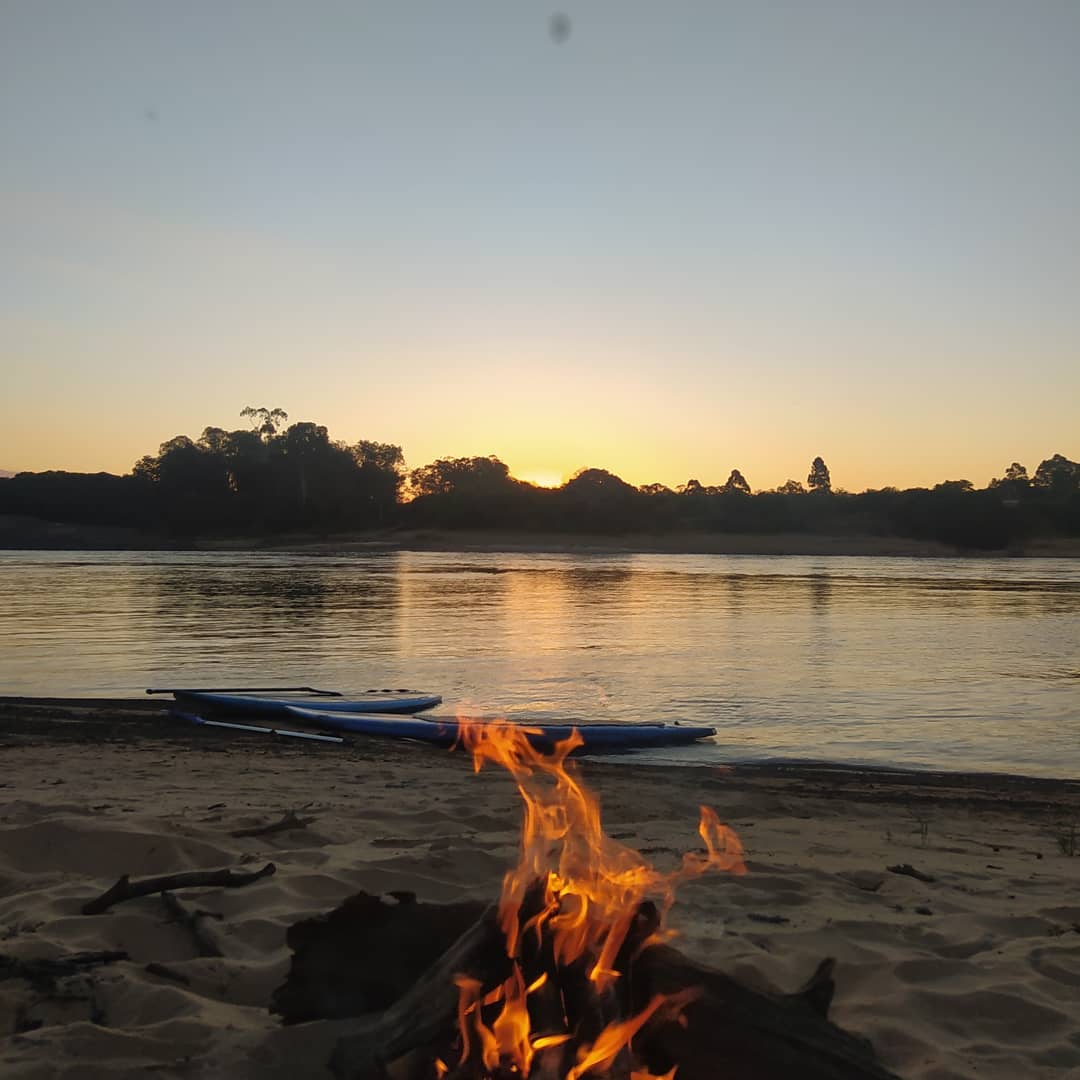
[549,13,571,44]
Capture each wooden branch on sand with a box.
[81,862,276,915]
[231,809,316,838]
[161,891,225,958]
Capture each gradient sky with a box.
[2,1,1078,492]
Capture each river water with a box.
[2,550,1078,778]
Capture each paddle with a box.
[146,686,343,696]
[169,708,345,743]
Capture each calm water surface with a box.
[2,550,1078,778]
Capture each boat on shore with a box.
[285,706,717,752]
[155,686,716,753]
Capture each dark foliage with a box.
[1,408,407,538]
[2,419,1077,551]
[808,456,832,494]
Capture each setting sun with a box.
[516,470,565,490]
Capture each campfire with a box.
[438,719,746,1079]
[271,720,901,1080]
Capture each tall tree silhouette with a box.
[723,469,751,494]
[240,405,288,441]
[1033,454,1079,494]
[808,457,832,494]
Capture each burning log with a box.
[307,892,900,1080]
[629,945,899,1080]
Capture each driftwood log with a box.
[160,891,225,958]
[82,862,276,915]
[273,891,902,1080]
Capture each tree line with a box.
[1,406,1077,550]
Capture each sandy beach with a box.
[2,701,1079,1079]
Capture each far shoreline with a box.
[3,515,1080,557]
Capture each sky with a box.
[2,1,1078,493]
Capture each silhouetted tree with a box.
[351,441,405,474]
[350,440,406,521]
[723,469,750,495]
[218,428,268,495]
[240,405,288,441]
[563,468,637,498]
[990,462,1030,495]
[679,478,706,496]
[556,468,639,531]
[409,456,514,498]
[271,422,341,515]
[1033,454,1080,494]
[155,436,226,495]
[132,455,159,484]
[808,457,832,494]
[777,479,806,495]
[638,482,673,496]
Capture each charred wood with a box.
[275,890,901,1080]
[271,890,487,1025]
[328,908,508,1079]
[629,944,899,1080]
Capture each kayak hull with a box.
[286,706,716,752]
[173,690,442,718]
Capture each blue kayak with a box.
[286,706,716,752]
[172,690,442,718]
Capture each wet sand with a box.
[2,700,1079,1078]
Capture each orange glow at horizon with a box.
[515,469,566,489]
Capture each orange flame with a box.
[451,718,745,1077]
